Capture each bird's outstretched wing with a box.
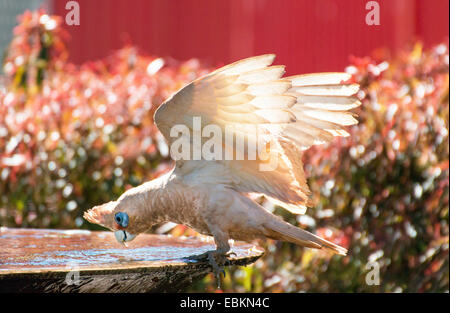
[154,54,360,214]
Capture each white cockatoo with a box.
[84,54,360,275]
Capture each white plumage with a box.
[85,54,360,272]
[154,54,359,213]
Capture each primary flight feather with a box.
[84,54,360,273]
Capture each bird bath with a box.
[0,227,264,292]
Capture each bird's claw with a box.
[226,251,237,258]
[207,252,226,281]
[186,251,209,262]
[187,250,233,285]
[187,250,235,263]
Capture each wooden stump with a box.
[0,227,264,293]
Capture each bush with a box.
[192,43,449,292]
[1,10,448,292]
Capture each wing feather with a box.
[154,55,360,214]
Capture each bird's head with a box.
[83,196,150,246]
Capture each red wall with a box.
[52,0,449,74]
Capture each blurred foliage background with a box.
[0,11,448,292]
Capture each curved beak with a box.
[114,230,137,247]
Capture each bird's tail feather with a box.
[263,217,347,255]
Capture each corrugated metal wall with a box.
[52,0,449,74]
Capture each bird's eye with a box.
[114,212,129,228]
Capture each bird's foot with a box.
[187,250,235,263]
[207,252,226,283]
[186,250,235,285]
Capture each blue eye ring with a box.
[114,212,129,228]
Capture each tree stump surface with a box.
[0,227,264,293]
